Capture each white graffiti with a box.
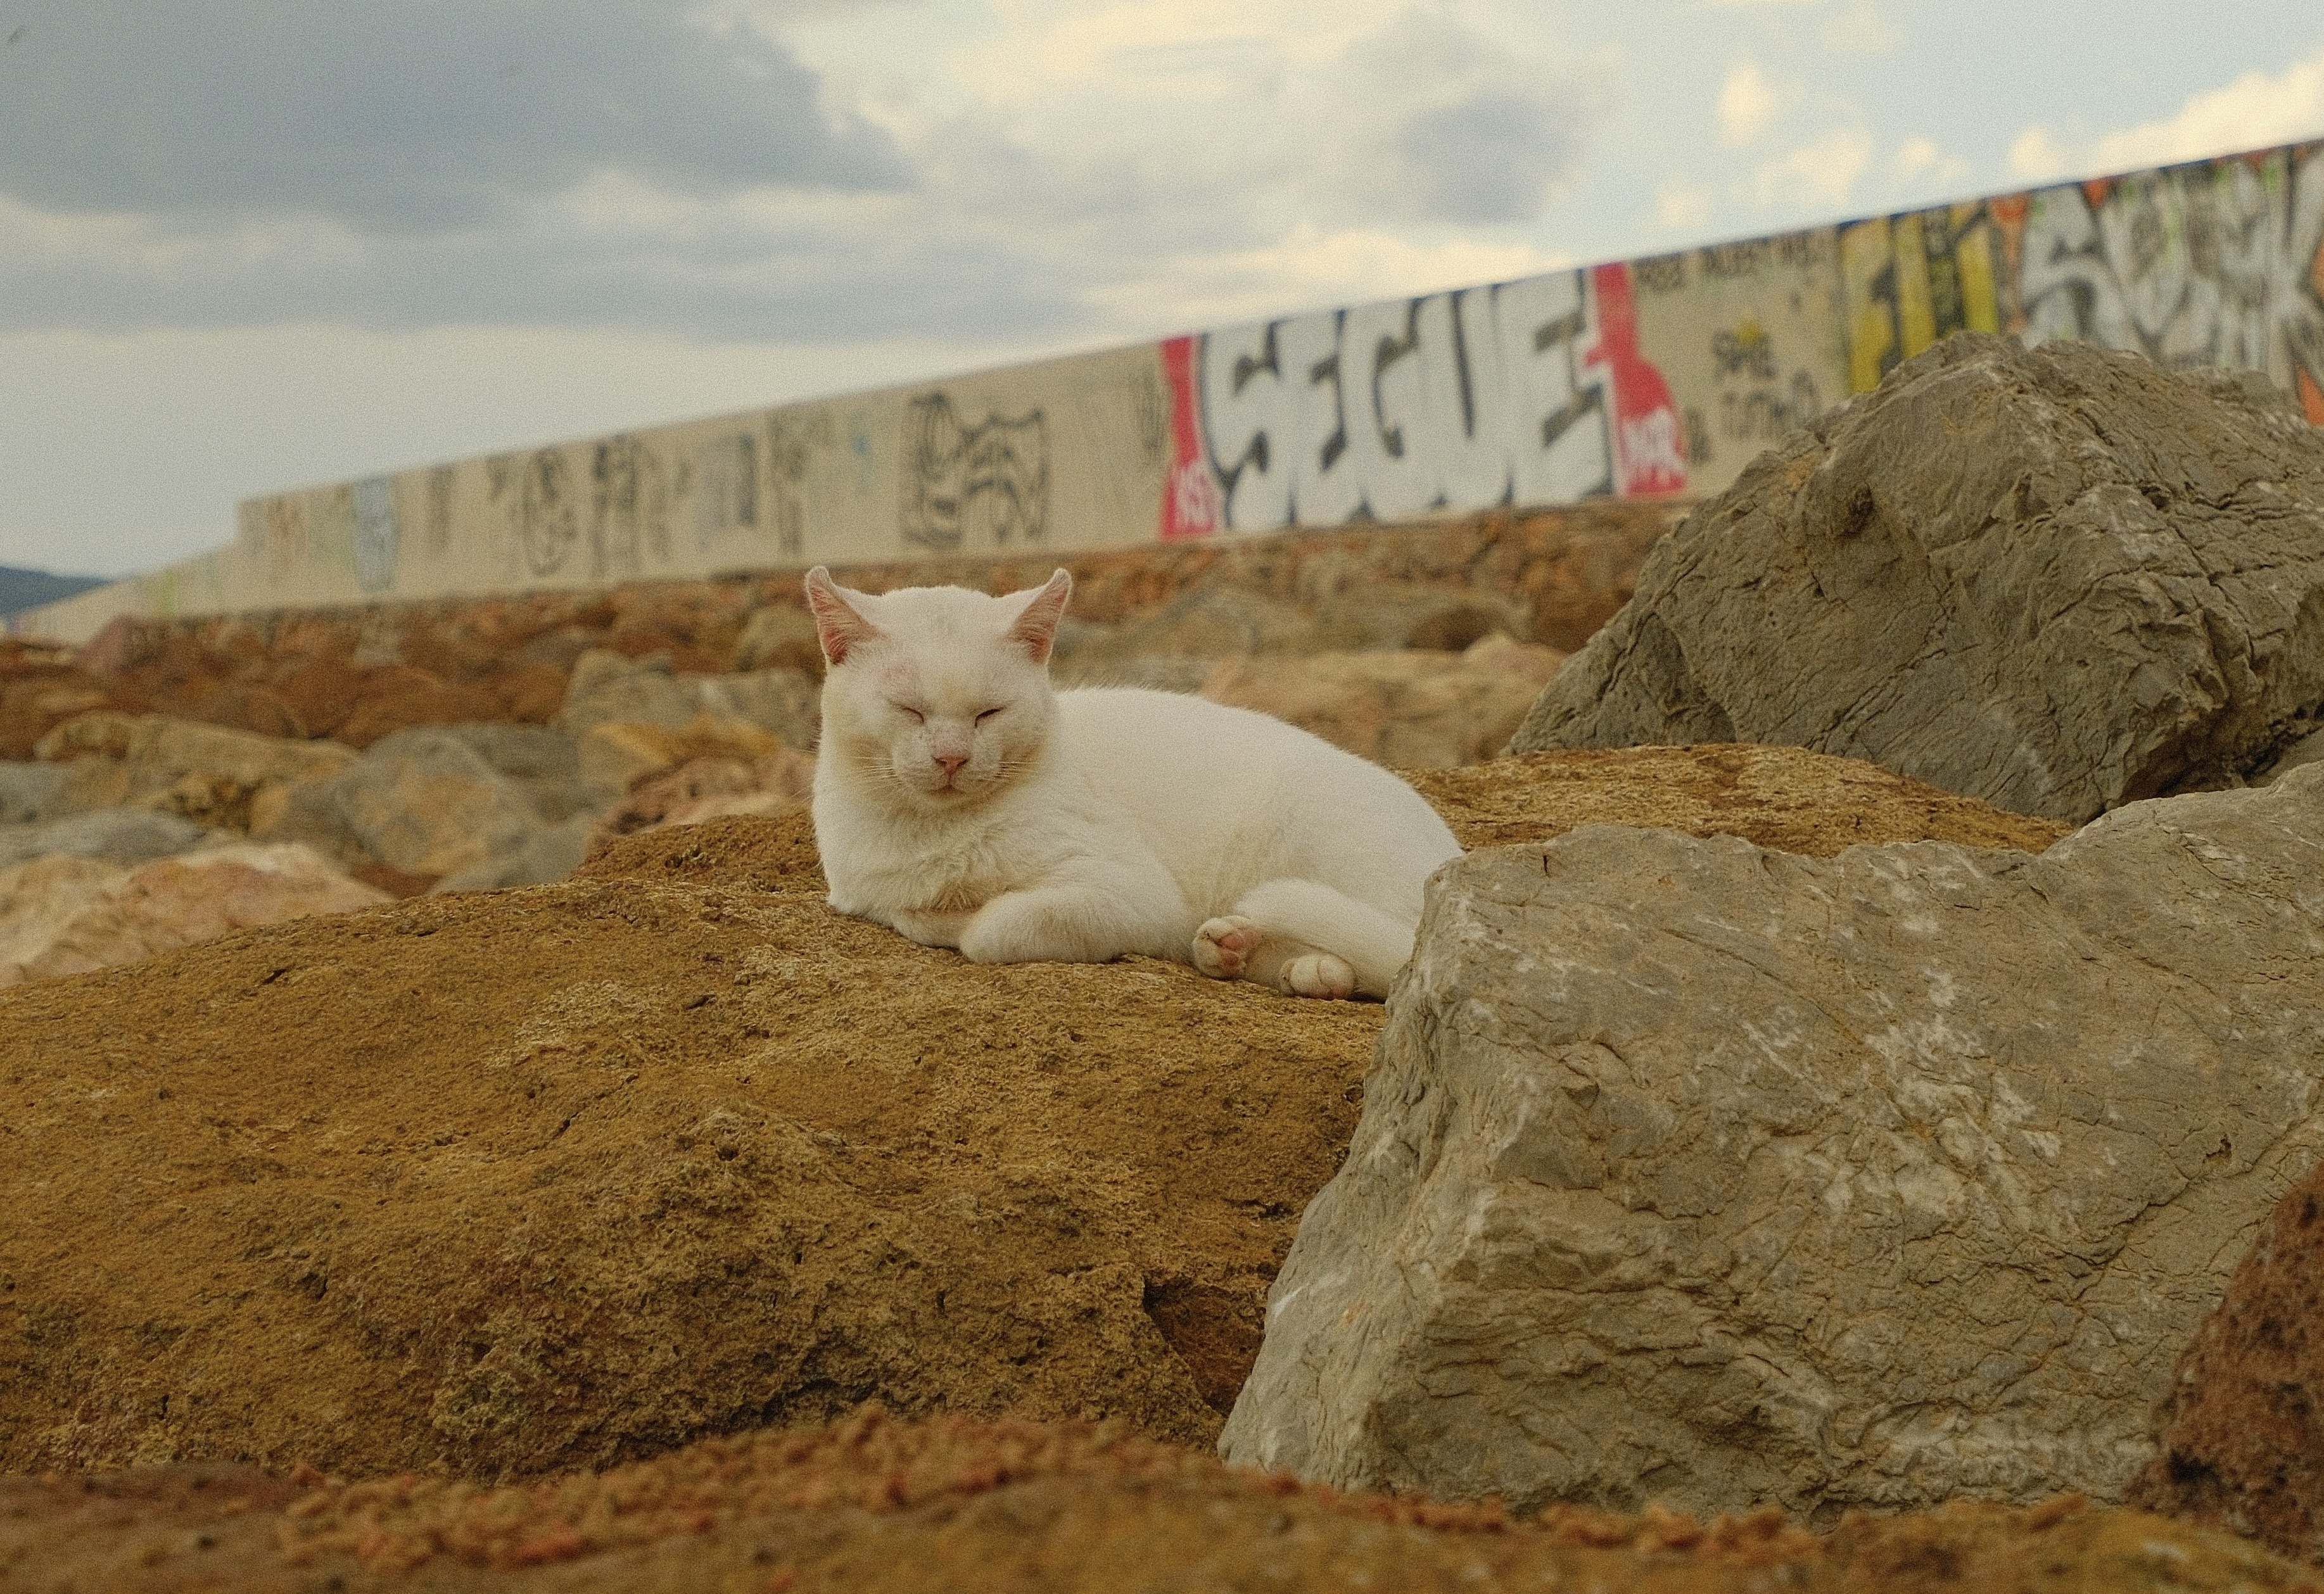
[2021,148,2324,391]
[1197,272,1617,532]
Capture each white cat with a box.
[803,566,1463,999]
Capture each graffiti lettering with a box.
[765,412,830,561]
[2019,148,2324,406]
[901,393,1050,551]
[1192,267,1675,532]
[352,477,397,594]
[488,448,577,579]
[1841,203,2003,392]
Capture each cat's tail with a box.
[1231,878,1417,999]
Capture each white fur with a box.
[804,567,1463,999]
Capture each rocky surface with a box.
[1513,336,2324,822]
[1224,762,2324,1522]
[0,748,2064,1488]
[5,1413,2313,1594]
[0,841,388,986]
[1198,635,1564,769]
[2133,1159,2324,1566]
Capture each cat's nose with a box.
[936,754,968,777]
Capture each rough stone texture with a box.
[34,710,360,832]
[304,728,550,879]
[0,761,71,823]
[0,811,1381,1481]
[1511,336,2324,823]
[7,1419,2313,1594]
[1404,745,2072,857]
[576,714,791,793]
[2133,1158,2324,1566]
[0,841,388,985]
[1223,762,2324,1523]
[1198,636,1565,768]
[0,807,212,869]
[555,648,817,749]
[590,747,819,847]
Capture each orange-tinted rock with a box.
[333,667,504,750]
[2133,1158,2324,1565]
[187,681,307,740]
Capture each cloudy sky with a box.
[3,0,2322,577]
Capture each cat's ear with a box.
[1005,569,1073,664]
[803,566,880,666]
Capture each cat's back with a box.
[1051,687,1456,851]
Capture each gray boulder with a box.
[0,763,70,824]
[556,649,816,747]
[0,809,212,870]
[1222,762,2324,1522]
[1510,334,2324,824]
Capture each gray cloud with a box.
[1398,88,1587,225]
[0,0,912,231]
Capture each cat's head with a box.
[803,566,1070,811]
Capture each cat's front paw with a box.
[1278,952,1357,1000]
[1193,916,1262,980]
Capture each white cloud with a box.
[1891,135,1971,194]
[2005,124,2075,183]
[1658,180,1715,231]
[1746,126,1874,208]
[2090,46,2324,171]
[1717,61,1787,146]
[2007,45,2324,188]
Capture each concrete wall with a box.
[20,139,2324,644]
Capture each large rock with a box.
[301,727,554,880]
[1199,637,1565,769]
[2132,1157,2324,1566]
[1511,336,2324,823]
[1223,763,2324,1522]
[0,807,212,869]
[35,711,360,830]
[0,842,388,987]
[556,648,817,747]
[0,812,1380,1481]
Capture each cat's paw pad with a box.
[1278,952,1357,1000]
[1193,916,1263,979]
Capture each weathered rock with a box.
[10,1418,2313,1594]
[556,648,816,748]
[33,710,361,833]
[433,814,599,893]
[1403,745,2073,857]
[576,714,790,793]
[2133,1158,2324,1566]
[1511,335,2324,823]
[1223,763,2324,1522]
[1200,637,1565,768]
[0,808,212,869]
[310,728,549,879]
[0,842,388,986]
[0,814,1380,1480]
[592,747,818,846]
[429,722,606,822]
[732,602,827,674]
[0,760,71,823]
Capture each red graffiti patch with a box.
[1158,336,1222,538]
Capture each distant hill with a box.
[0,566,108,618]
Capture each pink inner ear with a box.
[804,571,879,665]
[1008,571,1072,664]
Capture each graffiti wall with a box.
[20,139,2324,643]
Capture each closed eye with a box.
[892,703,925,723]
[975,707,1004,723]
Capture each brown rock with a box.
[2,1415,2314,1594]
[1200,636,1565,768]
[333,666,504,750]
[1406,743,2074,855]
[0,824,1378,1479]
[2134,1159,2324,1565]
[592,747,818,844]
[0,842,388,986]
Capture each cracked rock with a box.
[1510,333,2324,823]
[1221,762,2324,1523]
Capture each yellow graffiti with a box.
[1842,202,2003,393]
